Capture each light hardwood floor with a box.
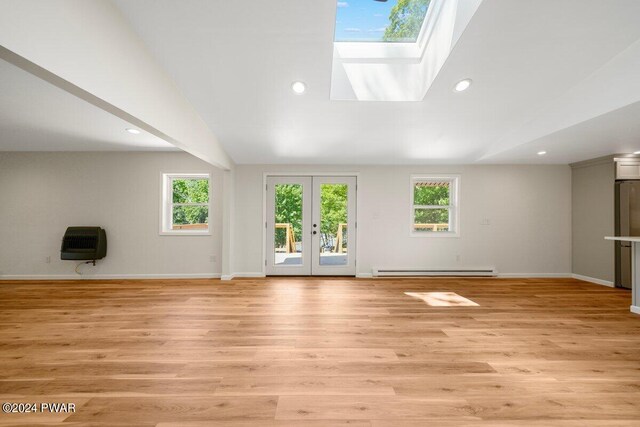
[0,277,639,426]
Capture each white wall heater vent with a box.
[372,268,497,277]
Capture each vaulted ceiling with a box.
[112,0,640,164]
[0,58,175,152]
[2,0,640,165]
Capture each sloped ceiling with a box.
[111,0,640,165]
[0,58,175,151]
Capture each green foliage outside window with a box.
[414,184,449,206]
[320,184,348,250]
[172,178,209,226]
[383,0,431,42]
[275,184,303,249]
[173,179,209,203]
[414,184,450,227]
[274,184,348,251]
[414,208,448,228]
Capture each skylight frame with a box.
[330,0,480,101]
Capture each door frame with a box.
[262,172,360,277]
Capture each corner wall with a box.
[0,152,223,279]
[570,158,615,284]
[233,164,572,277]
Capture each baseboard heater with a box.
[372,268,497,277]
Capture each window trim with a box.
[410,174,460,238]
[160,173,212,236]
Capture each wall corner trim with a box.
[221,273,267,281]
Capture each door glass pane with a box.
[413,208,449,232]
[319,184,348,266]
[274,184,303,265]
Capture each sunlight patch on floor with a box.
[404,291,479,307]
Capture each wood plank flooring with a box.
[0,277,639,426]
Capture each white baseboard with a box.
[0,273,221,281]
[221,272,266,281]
[631,305,640,315]
[496,273,572,278]
[224,273,371,280]
[571,274,614,287]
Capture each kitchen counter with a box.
[605,236,640,315]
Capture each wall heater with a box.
[60,227,107,263]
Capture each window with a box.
[330,0,471,102]
[161,173,210,235]
[411,175,459,237]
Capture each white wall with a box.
[233,164,572,276]
[571,158,615,283]
[0,152,223,279]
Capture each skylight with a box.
[334,0,431,43]
[330,0,482,101]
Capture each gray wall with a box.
[233,164,573,276]
[0,154,577,279]
[0,152,223,278]
[571,159,615,283]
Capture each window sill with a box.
[410,231,459,238]
[160,231,212,236]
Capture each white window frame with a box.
[410,174,460,238]
[160,173,211,236]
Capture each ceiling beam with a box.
[0,0,233,170]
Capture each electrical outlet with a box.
[480,218,491,226]
[209,255,217,263]
[45,256,51,264]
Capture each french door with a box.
[265,176,357,276]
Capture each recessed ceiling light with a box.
[537,150,547,156]
[454,79,472,92]
[126,128,141,135]
[291,81,307,94]
[634,151,640,155]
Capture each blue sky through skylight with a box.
[334,0,429,43]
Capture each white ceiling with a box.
[2,1,640,164]
[0,58,176,151]
[110,0,640,165]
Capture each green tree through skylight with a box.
[334,0,431,43]
[384,0,431,42]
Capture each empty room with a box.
[1,0,640,425]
